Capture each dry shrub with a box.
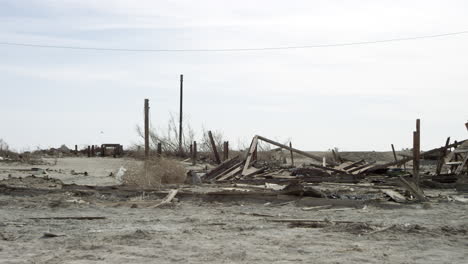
[123,158,187,188]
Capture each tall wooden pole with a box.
[179,74,183,155]
[413,119,421,185]
[144,99,150,159]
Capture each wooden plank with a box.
[436,137,450,176]
[307,163,349,174]
[342,159,365,171]
[242,136,259,176]
[348,161,376,174]
[256,135,336,166]
[213,161,242,180]
[455,154,468,175]
[399,176,428,202]
[204,156,240,181]
[217,166,242,181]
[208,131,221,164]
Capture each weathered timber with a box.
[366,140,467,172]
[192,141,197,165]
[204,156,240,181]
[436,137,450,176]
[307,163,349,174]
[242,136,259,176]
[256,135,336,166]
[208,131,221,164]
[455,154,468,175]
[399,176,428,202]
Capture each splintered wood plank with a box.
[242,136,259,176]
[217,167,243,181]
[455,154,468,175]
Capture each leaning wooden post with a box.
[144,99,150,159]
[436,137,450,176]
[178,74,184,155]
[192,141,197,165]
[223,141,229,161]
[208,131,221,164]
[289,142,295,166]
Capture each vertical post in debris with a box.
[75,145,78,155]
[223,141,229,161]
[289,142,295,166]
[192,141,197,165]
[91,145,95,157]
[179,74,183,155]
[208,131,221,164]
[87,146,91,157]
[144,99,150,159]
[157,143,162,156]
[413,119,421,185]
[436,137,451,176]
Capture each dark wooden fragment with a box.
[208,130,221,164]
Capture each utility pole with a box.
[144,99,150,159]
[413,119,421,185]
[179,74,183,155]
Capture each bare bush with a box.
[136,113,195,156]
[123,158,187,188]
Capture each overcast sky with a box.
[1,0,467,152]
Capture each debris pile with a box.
[199,121,468,198]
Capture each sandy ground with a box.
[0,158,467,264]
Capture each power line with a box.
[1,30,468,52]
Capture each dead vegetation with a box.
[123,157,187,188]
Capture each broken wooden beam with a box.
[242,136,259,176]
[399,176,428,202]
[435,137,450,176]
[204,156,240,181]
[256,135,336,166]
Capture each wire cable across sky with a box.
[1,30,468,52]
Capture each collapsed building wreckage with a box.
[194,120,468,202]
